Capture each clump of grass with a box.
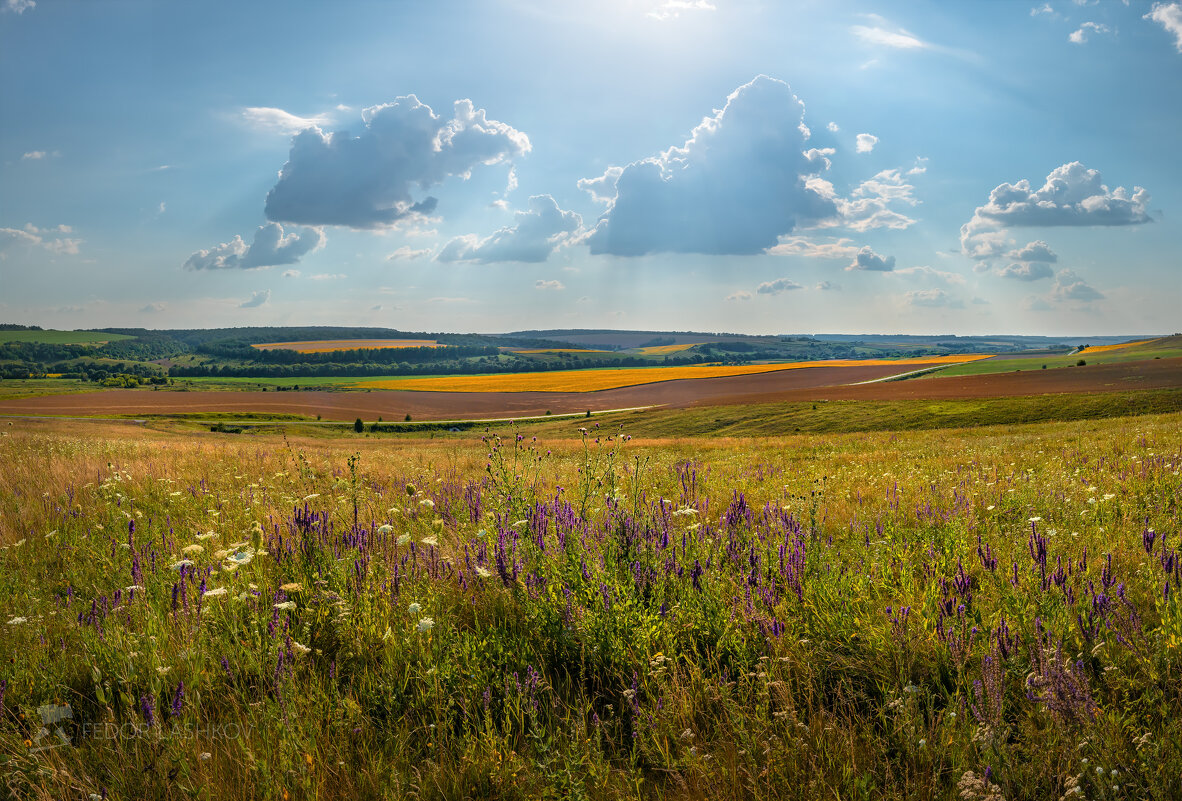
[0,414,1181,799]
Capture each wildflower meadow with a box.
[1,413,1180,800]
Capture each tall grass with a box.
[1,414,1180,799]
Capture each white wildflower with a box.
[291,641,312,657]
[6,616,27,625]
[408,602,422,616]
[274,601,297,611]
[170,559,194,570]
[203,587,228,598]
[475,566,491,579]
[377,524,394,535]
[417,617,434,633]
[182,544,204,555]
[421,536,438,547]
[279,583,302,593]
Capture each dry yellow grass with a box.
[354,354,994,393]
[251,339,441,353]
[636,342,704,354]
[1079,339,1156,354]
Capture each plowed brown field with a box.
[0,358,1178,422]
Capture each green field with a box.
[0,329,133,345]
[932,336,1182,378]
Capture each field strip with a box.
[0,406,661,426]
[847,364,955,385]
[251,338,441,352]
[352,354,994,393]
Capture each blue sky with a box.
[2,0,1180,335]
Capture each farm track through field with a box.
[0,358,1178,422]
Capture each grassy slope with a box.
[933,336,1182,378]
[2,410,1182,799]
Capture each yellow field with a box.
[251,339,441,353]
[636,342,704,355]
[1078,339,1156,354]
[355,354,993,393]
[511,348,612,354]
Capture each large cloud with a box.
[580,75,836,256]
[183,223,324,270]
[967,162,1150,233]
[998,261,1054,281]
[960,163,1151,272]
[436,195,581,264]
[264,95,530,229]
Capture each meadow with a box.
[0,408,1180,800]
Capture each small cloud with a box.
[1031,3,1055,16]
[283,269,300,278]
[846,245,895,271]
[139,302,167,313]
[648,0,716,21]
[905,288,963,308]
[370,304,383,310]
[827,121,840,133]
[239,290,271,308]
[1069,21,1111,44]
[427,296,476,304]
[1007,240,1057,263]
[535,279,565,290]
[855,133,879,154]
[309,273,346,281]
[756,277,804,295]
[998,261,1054,281]
[241,107,332,135]
[852,23,927,49]
[892,265,966,285]
[0,223,81,256]
[2,0,34,14]
[1050,269,1103,301]
[437,195,581,263]
[767,235,861,259]
[726,290,753,301]
[1145,3,1182,51]
[815,280,841,291]
[387,245,431,261]
[907,157,928,175]
[21,151,46,160]
[184,222,324,270]
[157,201,167,215]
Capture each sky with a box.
[2,0,1181,336]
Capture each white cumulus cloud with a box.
[534,279,565,290]
[1145,3,1182,51]
[1069,21,1111,44]
[855,133,879,153]
[2,0,34,14]
[437,195,581,263]
[581,76,836,256]
[183,222,324,270]
[264,95,530,229]
[846,246,895,271]
[1049,269,1104,301]
[756,277,804,295]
